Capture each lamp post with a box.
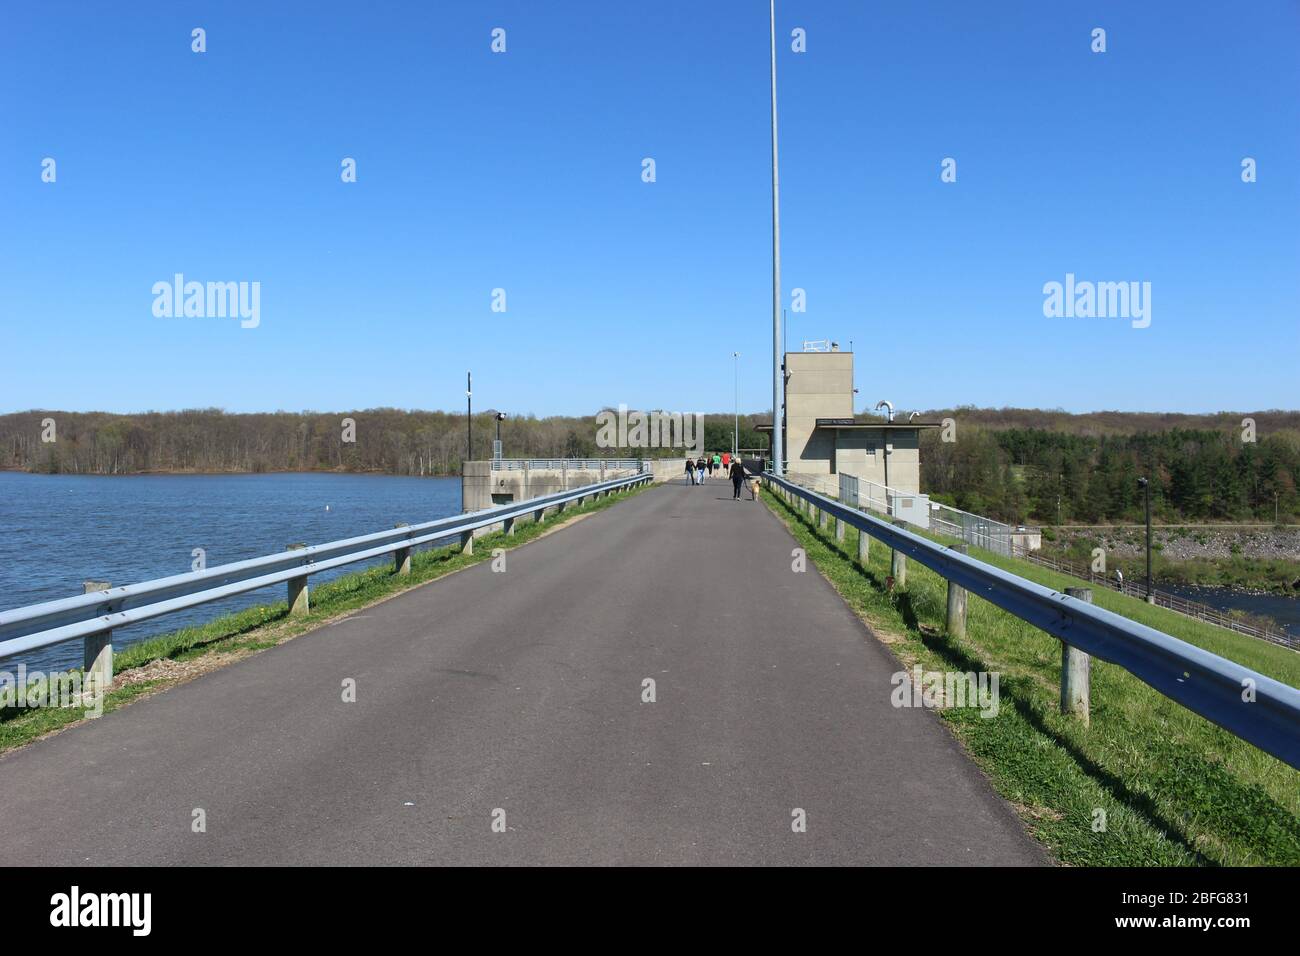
[466,371,472,463]
[1138,476,1152,602]
[494,412,507,461]
[733,351,740,457]
[768,0,783,477]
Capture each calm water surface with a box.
[1160,584,1300,637]
[0,472,461,671]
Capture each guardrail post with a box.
[890,521,907,589]
[394,523,412,575]
[461,529,474,556]
[819,507,829,532]
[857,524,870,565]
[946,544,968,639]
[835,514,845,543]
[504,516,515,536]
[82,580,113,690]
[285,544,310,615]
[1061,587,1092,725]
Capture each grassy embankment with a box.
[763,486,1300,866]
[0,481,652,754]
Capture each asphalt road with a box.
[0,479,1045,865]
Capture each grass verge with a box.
[763,486,1300,866]
[0,481,654,756]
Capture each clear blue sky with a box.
[2,1,1296,418]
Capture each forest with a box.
[0,408,770,478]
[3,406,1296,525]
[919,413,1300,525]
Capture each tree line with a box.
[921,424,1300,525]
[5,406,1295,525]
[0,409,771,477]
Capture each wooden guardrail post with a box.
[1062,587,1092,725]
[393,524,412,576]
[285,544,310,615]
[946,544,968,638]
[890,520,907,588]
[82,581,113,690]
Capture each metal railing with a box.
[1006,546,1297,651]
[0,471,652,665]
[765,472,1300,770]
[817,472,1293,650]
[490,458,643,471]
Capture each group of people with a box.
[685,452,754,500]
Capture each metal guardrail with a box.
[0,471,652,663]
[765,473,1300,770]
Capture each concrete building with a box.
[759,342,939,494]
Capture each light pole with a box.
[769,0,783,477]
[733,351,740,457]
[494,411,507,461]
[466,371,472,463]
[1138,476,1152,602]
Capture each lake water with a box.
[0,472,461,672]
[1160,583,1300,638]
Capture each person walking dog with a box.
[729,457,746,500]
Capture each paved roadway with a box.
[0,479,1045,865]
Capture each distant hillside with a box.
[910,407,1300,437]
[911,409,1299,526]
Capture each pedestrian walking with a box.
[729,457,745,500]
[706,455,714,479]
[685,457,696,485]
[696,455,707,482]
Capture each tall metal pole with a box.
[466,371,472,463]
[769,0,784,477]
[733,351,740,457]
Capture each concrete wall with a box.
[832,428,921,493]
[460,459,687,536]
[785,351,854,475]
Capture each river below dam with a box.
[1159,583,1300,640]
[0,471,461,672]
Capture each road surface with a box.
[0,479,1045,865]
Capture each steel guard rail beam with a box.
[765,473,1300,769]
[0,471,653,658]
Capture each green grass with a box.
[0,482,652,754]
[764,487,1300,866]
